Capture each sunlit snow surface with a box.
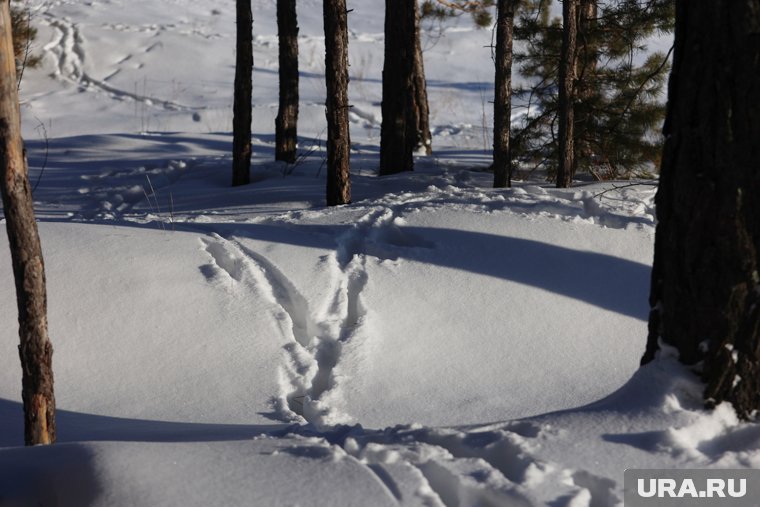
[1,1,757,506]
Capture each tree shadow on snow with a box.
[36,215,651,320]
[202,221,651,320]
[0,398,284,448]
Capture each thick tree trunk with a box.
[324,0,351,205]
[232,0,253,186]
[379,0,416,175]
[556,0,578,188]
[412,2,432,156]
[275,0,299,163]
[492,0,515,188]
[643,0,760,419]
[0,0,55,446]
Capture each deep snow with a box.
[1,1,757,506]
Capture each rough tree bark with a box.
[574,0,596,175]
[232,0,253,186]
[642,0,760,419]
[492,0,515,188]
[324,0,351,205]
[556,0,578,188]
[379,0,417,175]
[0,0,55,446]
[412,1,432,156]
[275,0,299,163]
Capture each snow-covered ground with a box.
[1,1,757,506]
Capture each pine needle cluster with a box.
[513,0,674,179]
[11,0,41,73]
[420,0,496,28]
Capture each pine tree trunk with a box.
[275,0,298,163]
[556,0,578,188]
[643,0,760,420]
[324,0,351,206]
[232,0,253,186]
[575,0,597,175]
[412,2,432,156]
[0,0,55,446]
[379,0,416,175]
[493,0,515,188]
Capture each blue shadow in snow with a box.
[0,398,284,448]
[199,221,651,321]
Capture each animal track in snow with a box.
[336,206,435,268]
[41,14,203,112]
[294,423,553,506]
[197,207,435,427]
[196,206,440,426]
[74,160,188,221]
[199,233,367,426]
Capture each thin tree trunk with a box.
[556,0,578,188]
[0,0,55,446]
[642,0,760,420]
[493,0,515,188]
[324,0,351,205]
[380,0,416,175]
[575,0,597,175]
[275,0,299,163]
[412,1,432,156]
[232,0,253,186]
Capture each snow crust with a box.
[1,1,757,506]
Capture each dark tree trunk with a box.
[575,0,597,174]
[412,2,432,156]
[0,0,55,446]
[642,0,760,419]
[556,0,578,188]
[275,0,299,164]
[492,0,515,188]
[324,0,351,205]
[232,0,253,186]
[379,0,416,175]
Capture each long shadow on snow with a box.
[227,222,650,320]
[21,133,384,214]
[256,66,493,93]
[0,398,283,447]
[0,437,100,506]
[41,218,650,320]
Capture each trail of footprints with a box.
[200,208,621,506]
[200,206,434,425]
[200,230,369,427]
[41,12,201,112]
